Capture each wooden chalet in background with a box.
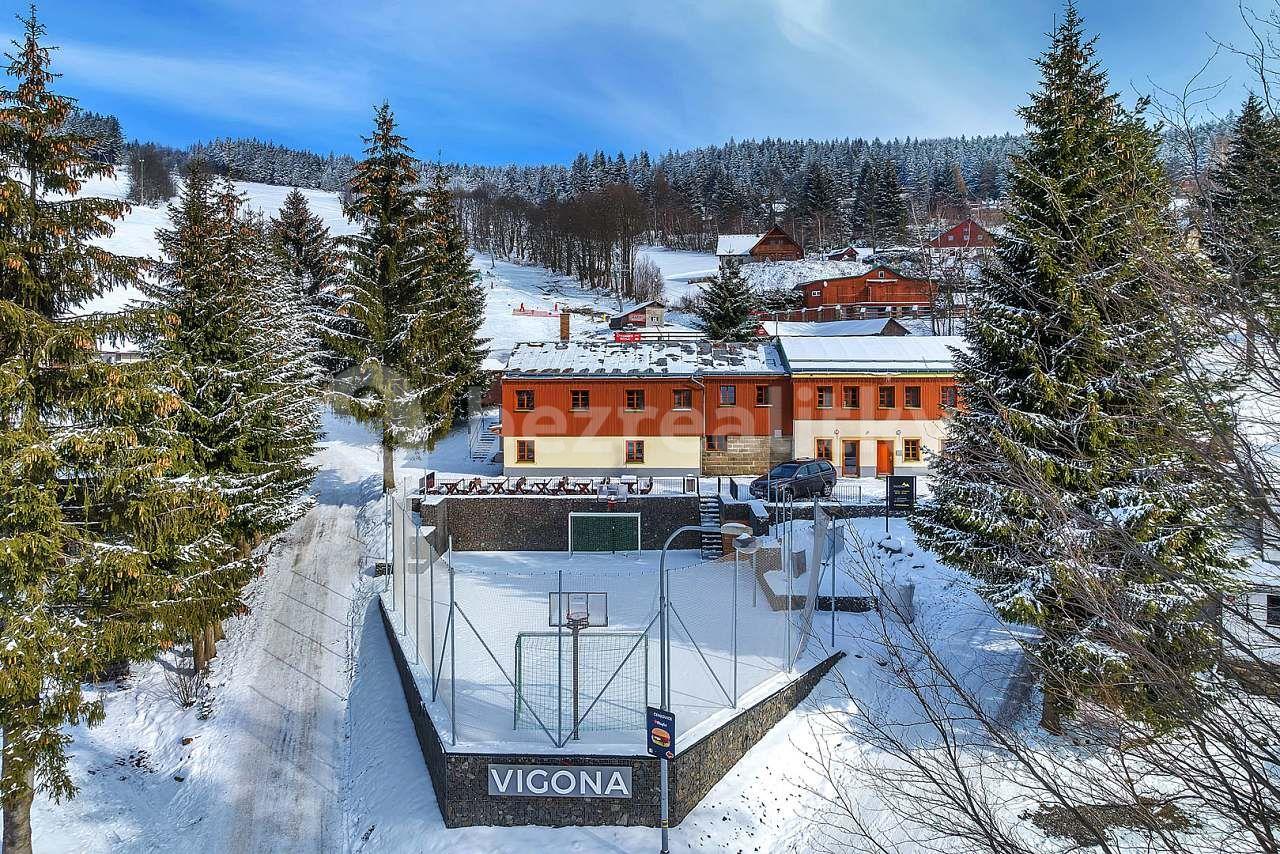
[928,217,996,251]
[608,300,667,330]
[715,225,803,265]
[794,265,935,314]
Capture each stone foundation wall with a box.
[417,495,702,552]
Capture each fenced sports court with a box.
[380,491,836,752]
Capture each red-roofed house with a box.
[929,218,996,252]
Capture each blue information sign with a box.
[646,706,675,759]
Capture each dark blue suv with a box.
[749,459,837,501]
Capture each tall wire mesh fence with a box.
[379,493,832,750]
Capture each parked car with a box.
[748,458,837,501]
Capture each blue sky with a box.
[12,1,1256,165]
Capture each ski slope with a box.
[75,175,625,359]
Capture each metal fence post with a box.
[449,535,457,746]
[429,528,436,691]
[414,507,421,664]
[557,568,564,746]
[386,493,393,610]
[732,550,739,707]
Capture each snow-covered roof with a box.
[504,340,785,377]
[778,335,965,374]
[611,300,665,318]
[715,233,765,256]
[759,319,907,337]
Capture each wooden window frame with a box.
[878,385,896,409]
[515,389,534,412]
[815,437,833,462]
[705,434,727,452]
[816,385,834,409]
[719,384,736,406]
[570,389,590,411]
[1267,593,1280,628]
[755,384,771,407]
[902,438,922,462]
[625,439,645,464]
[842,386,859,409]
[941,385,959,408]
[672,388,692,410]
[904,385,922,409]
[625,389,645,411]
[515,439,535,463]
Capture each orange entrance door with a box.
[841,440,859,476]
[876,440,894,476]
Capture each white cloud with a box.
[52,38,370,127]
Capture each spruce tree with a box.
[330,103,449,492]
[424,166,488,422]
[695,259,757,341]
[0,12,226,854]
[911,4,1237,732]
[1207,95,1280,324]
[873,160,908,246]
[145,165,319,561]
[269,187,341,376]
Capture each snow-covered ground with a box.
[30,405,1031,853]
[635,245,719,304]
[27,175,1036,852]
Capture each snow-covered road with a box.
[173,501,359,853]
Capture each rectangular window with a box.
[672,388,692,410]
[570,389,590,411]
[515,390,534,411]
[719,385,736,406]
[878,386,896,408]
[1268,594,1280,627]
[515,440,535,463]
[842,386,859,408]
[941,385,959,408]
[816,385,834,409]
[626,389,645,411]
[904,385,921,409]
[815,438,833,461]
[755,384,770,406]
[903,438,922,462]
[705,435,727,452]
[625,440,645,463]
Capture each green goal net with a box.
[567,512,641,557]
[513,631,648,733]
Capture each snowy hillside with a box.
[75,174,635,358]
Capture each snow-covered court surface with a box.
[381,544,828,754]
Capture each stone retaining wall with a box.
[417,495,702,552]
[378,597,843,828]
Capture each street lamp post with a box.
[656,521,754,854]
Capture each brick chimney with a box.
[560,310,570,341]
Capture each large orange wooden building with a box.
[500,336,963,478]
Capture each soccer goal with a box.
[567,512,641,557]
[513,631,649,736]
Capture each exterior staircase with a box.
[699,495,722,559]
[469,417,500,462]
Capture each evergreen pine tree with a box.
[330,103,448,492]
[146,165,320,556]
[0,12,228,854]
[424,166,489,423]
[695,259,756,341]
[911,4,1238,732]
[873,160,908,246]
[1206,94,1280,323]
[269,188,341,376]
